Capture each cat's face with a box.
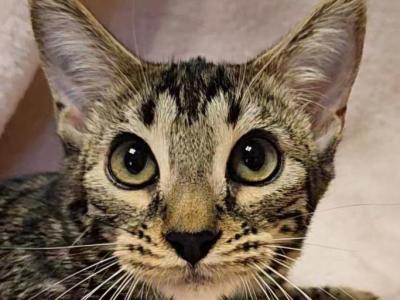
[79,60,319,297]
[30,0,366,298]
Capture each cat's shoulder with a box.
[0,172,60,205]
[0,172,59,194]
[0,172,62,244]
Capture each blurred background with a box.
[0,0,399,298]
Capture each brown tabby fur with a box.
[0,0,377,299]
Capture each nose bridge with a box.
[165,183,216,233]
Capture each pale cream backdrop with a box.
[0,0,399,298]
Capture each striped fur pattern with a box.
[0,0,376,299]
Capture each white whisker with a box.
[81,268,124,300]
[273,253,298,263]
[249,278,258,300]
[252,263,292,300]
[271,257,292,270]
[238,275,250,299]
[252,273,272,300]
[338,287,357,300]
[280,203,400,224]
[111,271,135,300]
[139,280,146,300]
[267,245,303,252]
[272,237,306,242]
[255,272,280,300]
[70,226,91,246]
[319,287,339,300]
[125,268,142,300]
[28,256,117,300]
[55,260,119,299]
[260,262,311,300]
[0,242,126,251]
[98,269,127,300]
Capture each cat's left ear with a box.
[30,0,145,149]
[253,0,366,152]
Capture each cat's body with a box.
[0,0,378,299]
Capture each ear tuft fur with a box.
[29,0,144,146]
[253,0,367,151]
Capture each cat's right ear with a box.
[247,0,366,153]
[29,0,144,149]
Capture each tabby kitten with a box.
[0,0,376,299]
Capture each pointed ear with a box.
[29,0,144,148]
[254,0,366,152]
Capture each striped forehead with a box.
[146,57,238,125]
[110,58,276,186]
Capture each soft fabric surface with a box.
[0,0,399,298]
[0,0,39,136]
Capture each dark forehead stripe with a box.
[140,98,156,126]
[154,57,235,125]
[227,99,241,126]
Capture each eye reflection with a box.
[228,132,281,184]
[107,134,158,189]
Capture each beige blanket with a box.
[0,0,38,136]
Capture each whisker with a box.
[241,59,270,101]
[111,271,135,300]
[139,279,146,300]
[28,255,117,300]
[272,254,341,300]
[272,237,306,242]
[0,242,127,251]
[319,287,339,300]
[55,260,119,300]
[268,243,353,253]
[267,245,303,252]
[273,253,298,263]
[252,263,292,300]
[125,268,143,300]
[130,0,150,95]
[279,202,400,224]
[259,262,311,300]
[338,287,357,300]
[241,275,256,300]
[255,272,281,300]
[95,269,126,300]
[144,276,153,300]
[252,273,272,300]
[70,226,91,246]
[238,275,250,300]
[270,257,292,270]
[99,269,127,300]
[248,277,258,300]
[302,242,353,252]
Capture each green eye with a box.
[107,135,158,189]
[228,132,281,184]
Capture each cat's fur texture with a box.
[0,0,376,299]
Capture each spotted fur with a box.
[0,0,376,299]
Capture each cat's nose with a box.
[165,231,221,266]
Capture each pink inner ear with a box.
[63,105,86,131]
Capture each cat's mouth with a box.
[176,267,213,285]
[147,264,246,300]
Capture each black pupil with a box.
[242,140,265,171]
[124,142,148,174]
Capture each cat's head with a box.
[30,0,366,298]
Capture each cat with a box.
[0,0,377,299]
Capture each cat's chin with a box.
[148,266,244,300]
[157,276,240,300]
